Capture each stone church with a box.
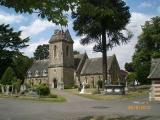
[25,30,121,89]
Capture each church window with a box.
[28,71,31,78]
[54,45,57,58]
[35,70,39,77]
[43,69,47,76]
[66,45,69,56]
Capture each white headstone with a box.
[5,85,10,95]
[1,85,5,93]
[80,82,86,94]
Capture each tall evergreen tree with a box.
[0,67,16,85]
[72,0,131,85]
[0,24,29,78]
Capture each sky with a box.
[0,0,160,69]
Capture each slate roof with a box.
[28,59,49,77]
[148,58,160,79]
[49,30,73,43]
[28,54,85,77]
[80,56,114,75]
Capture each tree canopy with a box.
[0,0,77,25]
[34,44,49,60]
[132,16,160,84]
[0,24,29,52]
[72,0,131,83]
[125,62,134,72]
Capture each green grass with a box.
[80,115,153,120]
[64,87,149,101]
[0,94,66,102]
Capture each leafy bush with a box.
[12,80,21,92]
[36,84,50,96]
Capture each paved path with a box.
[53,90,95,103]
[0,91,160,120]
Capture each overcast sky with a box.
[0,0,160,69]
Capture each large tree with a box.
[72,0,131,85]
[34,44,49,60]
[132,16,160,84]
[0,0,77,25]
[0,24,30,79]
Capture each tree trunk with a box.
[102,28,108,88]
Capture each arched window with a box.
[35,70,39,77]
[43,69,47,76]
[66,46,69,56]
[28,71,31,78]
[54,45,57,58]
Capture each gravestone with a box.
[79,82,86,94]
[1,85,5,93]
[5,85,10,95]
[104,85,125,95]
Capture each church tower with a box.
[48,30,74,89]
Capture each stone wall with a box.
[25,77,48,86]
[150,80,160,101]
[80,75,103,88]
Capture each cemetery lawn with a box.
[0,94,66,102]
[80,115,154,120]
[64,87,149,101]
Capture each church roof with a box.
[49,30,73,43]
[148,58,160,79]
[28,59,49,77]
[74,54,84,70]
[80,56,114,75]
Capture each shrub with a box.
[0,67,16,85]
[36,84,50,96]
[12,79,21,92]
[97,80,103,88]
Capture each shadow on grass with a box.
[79,115,152,120]
[92,106,110,109]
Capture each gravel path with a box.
[0,91,160,120]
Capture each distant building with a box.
[25,30,121,89]
[148,58,160,101]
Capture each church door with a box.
[53,79,57,88]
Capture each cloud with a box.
[138,2,152,8]
[0,12,24,24]
[20,19,55,38]
[73,12,153,69]
[21,38,49,57]
[21,12,153,69]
